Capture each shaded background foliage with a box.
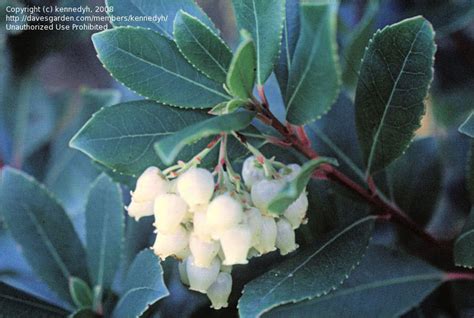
[0,0,473,317]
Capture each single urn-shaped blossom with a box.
[189,235,220,268]
[133,166,169,202]
[220,224,252,265]
[251,179,285,213]
[206,194,244,239]
[152,226,189,260]
[186,256,220,293]
[254,216,277,254]
[245,207,263,247]
[207,272,232,309]
[126,200,154,221]
[154,193,188,234]
[242,156,265,188]
[283,192,309,229]
[177,168,214,206]
[193,207,213,241]
[280,163,301,182]
[276,218,298,255]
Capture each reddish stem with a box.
[445,272,474,282]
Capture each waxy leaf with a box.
[232,0,285,85]
[69,308,100,318]
[275,0,300,97]
[459,112,474,138]
[0,282,67,317]
[268,157,338,215]
[174,10,232,83]
[355,16,436,174]
[69,277,93,309]
[267,245,444,317]
[238,215,375,317]
[455,207,474,268]
[0,168,88,303]
[154,111,255,165]
[209,99,246,115]
[285,0,340,125]
[85,174,124,291]
[106,0,215,38]
[92,27,230,108]
[70,100,211,176]
[226,35,257,99]
[112,250,169,318]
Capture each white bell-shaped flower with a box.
[254,216,277,254]
[242,156,265,189]
[251,179,285,213]
[283,192,309,229]
[245,207,263,247]
[206,272,232,310]
[186,255,220,293]
[133,167,169,202]
[207,194,244,239]
[126,199,154,221]
[220,224,252,265]
[152,226,189,260]
[177,168,214,206]
[174,245,191,261]
[193,207,213,241]
[154,193,188,234]
[189,235,220,268]
[280,163,301,181]
[276,218,298,255]
[178,260,189,286]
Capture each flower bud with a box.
[276,218,298,255]
[220,225,252,265]
[254,216,277,254]
[186,256,220,293]
[126,199,154,221]
[283,192,309,229]
[251,179,285,213]
[177,168,214,206]
[133,167,169,202]
[244,207,263,247]
[206,272,232,310]
[207,194,243,239]
[193,207,213,241]
[152,226,189,260]
[178,260,189,286]
[242,156,265,188]
[190,235,220,268]
[154,194,188,234]
[280,163,301,181]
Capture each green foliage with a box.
[355,16,435,174]
[112,250,169,318]
[266,245,444,317]
[0,168,88,304]
[69,277,93,309]
[69,308,100,318]
[459,112,474,138]
[238,216,375,317]
[155,111,255,165]
[268,157,338,215]
[92,27,230,108]
[209,99,247,115]
[85,174,124,291]
[432,87,474,128]
[174,10,232,83]
[106,0,216,38]
[231,0,285,85]
[285,0,340,125]
[226,33,257,100]
[455,207,474,268]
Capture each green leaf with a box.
[69,277,93,309]
[388,138,442,226]
[341,0,379,92]
[92,27,230,108]
[231,0,285,85]
[209,99,246,115]
[238,215,375,318]
[267,157,338,215]
[0,282,67,317]
[275,0,300,97]
[459,112,474,138]
[106,0,216,38]
[0,168,88,303]
[354,16,436,174]
[174,10,232,83]
[69,100,210,176]
[226,34,257,99]
[69,308,100,318]
[285,0,341,125]
[266,245,444,317]
[455,207,474,268]
[432,86,474,128]
[154,111,255,165]
[85,174,124,291]
[112,250,169,318]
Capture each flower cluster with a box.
[126,156,309,310]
